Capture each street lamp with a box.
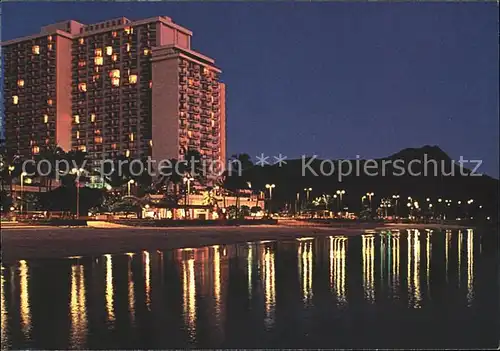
[266,184,276,199]
[296,192,300,216]
[71,168,85,218]
[183,175,194,219]
[20,172,27,215]
[304,187,312,202]
[266,184,276,216]
[127,179,135,196]
[366,192,374,209]
[392,194,400,218]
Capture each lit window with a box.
[149,140,153,147]
[111,143,117,150]
[48,35,53,42]
[78,83,87,92]
[124,27,132,34]
[90,113,96,122]
[95,129,101,135]
[17,79,25,87]
[211,120,215,127]
[110,69,120,78]
[47,99,53,106]
[95,48,102,56]
[78,60,86,67]
[188,131,192,137]
[129,133,134,141]
[32,45,40,54]
[13,96,19,104]
[125,149,130,157]
[149,81,153,89]
[45,138,50,145]
[111,77,120,87]
[126,43,130,52]
[95,136,103,144]
[48,44,53,51]
[112,31,117,38]
[79,145,86,152]
[203,67,209,75]
[188,78,193,85]
[129,74,137,84]
[74,115,80,124]
[33,146,40,154]
[92,74,100,82]
[43,114,49,124]
[111,54,118,62]
[105,46,112,56]
[94,57,103,65]
[79,38,84,45]
[143,48,150,55]
[76,131,80,139]
[95,66,100,73]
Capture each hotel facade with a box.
[2,16,226,165]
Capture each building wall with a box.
[2,32,72,157]
[55,35,73,151]
[151,55,179,162]
[2,16,224,167]
[219,82,226,164]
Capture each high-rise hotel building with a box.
[2,16,226,165]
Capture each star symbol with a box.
[255,153,270,167]
[274,154,287,167]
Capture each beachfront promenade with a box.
[1,220,473,263]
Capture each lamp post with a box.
[336,190,346,216]
[266,184,276,216]
[304,187,312,202]
[366,192,374,211]
[296,192,300,216]
[183,175,194,219]
[392,194,400,218]
[20,172,27,216]
[127,179,135,197]
[71,168,84,218]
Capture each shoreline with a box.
[1,222,477,263]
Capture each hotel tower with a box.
[2,16,226,165]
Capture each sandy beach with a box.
[0,221,474,263]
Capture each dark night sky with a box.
[2,2,498,177]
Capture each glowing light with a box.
[69,265,87,349]
[247,244,253,298]
[362,234,375,303]
[128,255,136,324]
[329,236,348,306]
[458,230,462,288]
[262,245,276,329]
[182,257,196,342]
[143,251,151,310]
[1,266,9,348]
[407,230,422,308]
[213,246,222,322]
[466,229,474,306]
[390,233,401,299]
[105,254,115,325]
[19,260,31,338]
[426,231,432,298]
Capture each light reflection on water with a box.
[0,229,495,349]
[69,264,87,349]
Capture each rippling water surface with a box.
[1,229,498,349]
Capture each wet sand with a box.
[1,222,471,263]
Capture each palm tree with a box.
[224,153,253,218]
[37,144,65,191]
